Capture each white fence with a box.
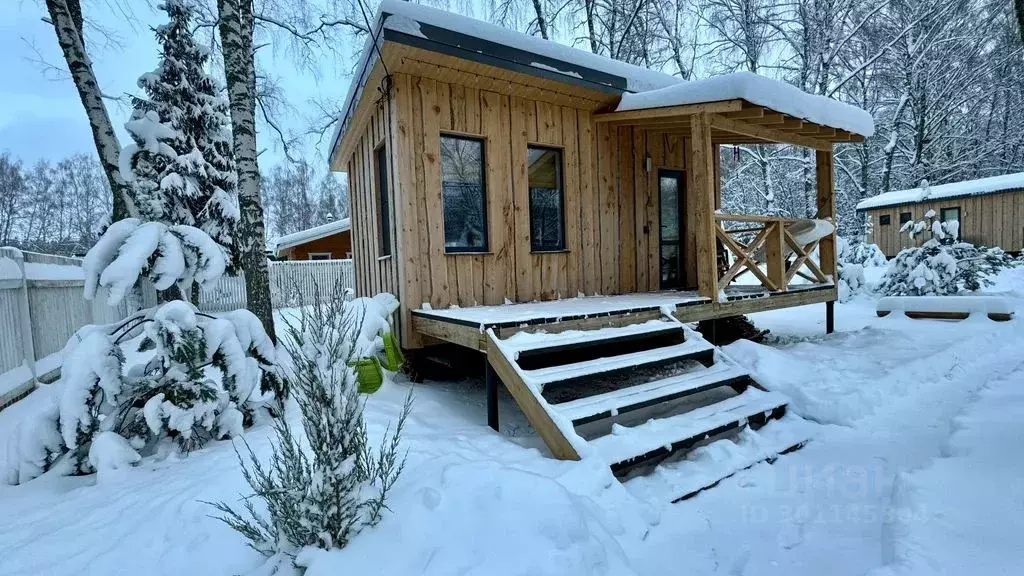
[0,250,354,409]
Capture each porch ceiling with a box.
[592,99,865,150]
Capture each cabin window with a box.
[527,145,565,252]
[375,145,392,257]
[940,207,961,240]
[440,135,488,252]
[879,214,891,226]
[899,212,912,225]
[308,252,331,260]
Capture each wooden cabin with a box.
[329,1,873,351]
[271,218,352,260]
[857,173,1024,257]
[328,1,873,488]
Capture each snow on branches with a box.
[213,286,409,562]
[120,0,239,267]
[879,211,1015,296]
[2,302,285,485]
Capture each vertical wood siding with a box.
[349,72,696,348]
[865,190,1024,257]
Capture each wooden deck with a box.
[412,283,836,350]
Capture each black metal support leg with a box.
[485,361,499,432]
[826,300,835,334]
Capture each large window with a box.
[527,146,565,252]
[375,145,392,257]
[440,135,488,252]
[879,214,891,226]
[940,207,961,240]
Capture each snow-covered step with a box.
[500,319,680,355]
[519,338,716,389]
[553,362,750,425]
[591,388,789,469]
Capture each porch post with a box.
[815,149,837,281]
[485,359,500,432]
[691,113,719,300]
[816,149,837,334]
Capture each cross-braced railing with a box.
[714,214,830,292]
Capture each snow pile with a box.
[617,71,875,136]
[836,237,879,301]
[856,171,1024,211]
[88,431,142,477]
[839,236,887,267]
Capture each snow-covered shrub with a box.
[83,218,227,305]
[838,236,886,267]
[2,302,284,484]
[213,285,410,564]
[878,211,1015,296]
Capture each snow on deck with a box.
[616,71,875,137]
[414,292,711,327]
[856,171,1024,211]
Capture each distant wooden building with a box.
[857,173,1024,257]
[271,218,352,260]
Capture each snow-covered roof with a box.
[329,0,682,165]
[616,72,875,137]
[856,172,1024,211]
[271,218,351,254]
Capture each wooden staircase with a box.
[486,314,809,501]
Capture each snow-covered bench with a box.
[876,296,1014,322]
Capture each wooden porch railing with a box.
[714,213,830,292]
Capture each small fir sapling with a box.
[212,285,410,564]
[878,210,1015,296]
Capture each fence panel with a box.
[197,259,355,312]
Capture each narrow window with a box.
[899,212,912,225]
[308,252,332,260]
[440,135,488,252]
[940,207,961,240]
[375,145,392,256]
[879,214,891,226]
[527,146,565,252]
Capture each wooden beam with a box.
[593,99,743,123]
[709,114,832,151]
[722,107,766,120]
[815,150,837,281]
[485,331,581,461]
[747,113,787,125]
[765,221,786,291]
[690,113,719,299]
[412,315,486,350]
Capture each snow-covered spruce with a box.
[83,218,226,305]
[120,0,239,268]
[213,286,410,563]
[837,236,887,267]
[879,211,1015,296]
[835,237,880,301]
[2,302,284,484]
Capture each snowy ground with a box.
[2,267,1024,575]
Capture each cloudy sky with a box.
[0,0,367,168]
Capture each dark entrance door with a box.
[658,170,685,290]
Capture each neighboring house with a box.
[329,0,873,350]
[857,172,1024,257]
[271,218,352,260]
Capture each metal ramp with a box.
[485,314,809,500]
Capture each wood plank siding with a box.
[864,190,1024,257]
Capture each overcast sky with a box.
[0,0,363,169]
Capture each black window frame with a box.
[940,206,962,240]
[440,133,489,253]
[375,144,392,257]
[879,214,891,226]
[526,144,567,253]
[899,211,912,225]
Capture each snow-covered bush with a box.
[838,236,887,267]
[2,302,284,484]
[878,211,1015,296]
[213,285,410,565]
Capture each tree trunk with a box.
[531,0,549,39]
[44,0,133,221]
[217,0,276,342]
[1017,0,1024,46]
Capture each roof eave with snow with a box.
[855,172,1024,211]
[272,219,352,255]
[328,0,682,167]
